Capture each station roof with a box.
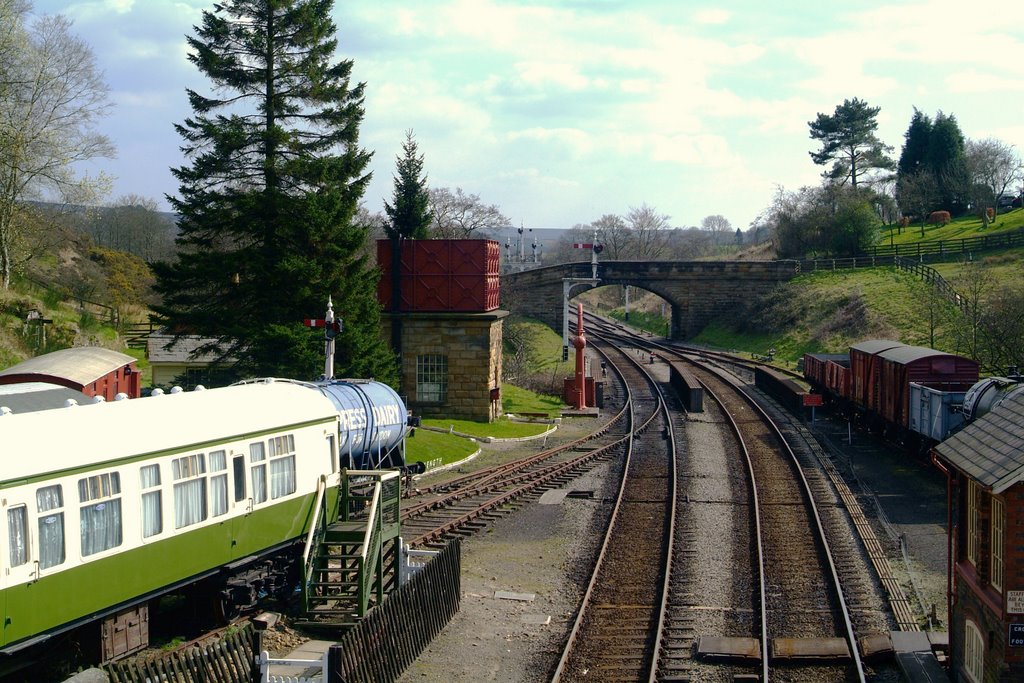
[0,347,135,387]
[934,391,1024,494]
[0,382,92,414]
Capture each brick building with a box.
[934,390,1024,682]
[378,239,506,422]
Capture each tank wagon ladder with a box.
[297,470,402,628]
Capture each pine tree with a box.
[897,108,932,177]
[927,111,969,215]
[808,97,894,189]
[153,0,396,385]
[384,130,432,240]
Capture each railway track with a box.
[552,334,676,682]
[579,316,902,681]
[400,344,630,547]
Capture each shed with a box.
[934,391,1024,682]
[147,335,223,390]
[0,347,139,400]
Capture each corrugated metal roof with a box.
[879,345,952,364]
[850,339,905,354]
[0,347,135,386]
[934,392,1024,493]
[0,380,337,484]
[147,335,223,364]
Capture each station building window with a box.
[7,505,28,567]
[268,436,296,499]
[172,454,207,529]
[963,619,984,683]
[991,496,1005,592]
[416,355,448,403]
[36,485,64,569]
[78,472,122,556]
[140,464,162,538]
[966,479,979,566]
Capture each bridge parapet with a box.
[501,260,800,339]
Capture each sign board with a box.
[1008,591,1024,614]
[1009,623,1024,648]
[802,393,824,407]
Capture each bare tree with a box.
[0,6,114,288]
[700,214,732,246]
[626,203,671,259]
[965,138,1023,213]
[85,195,176,261]
[428,187,510,239]
[591,213,629,259]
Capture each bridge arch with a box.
[501,260,799,340]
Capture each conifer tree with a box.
[808,97,894,189]
[153,0,395,385]
[384,130,432,240]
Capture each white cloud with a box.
[692,8,731,25]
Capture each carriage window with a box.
[37,485,65,569]
[268,435,296,499]
[172,453,207,529]
[233,455,246,502]
[7,505,28,567]
[140,464,162,538]
[78,472,123,556]
[250,442,267,504]
[210,450,228,517]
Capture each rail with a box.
[357,483,383,612]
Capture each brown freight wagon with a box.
[824,358,851,401]
[803,353,848,390]
[849,340,906,412]
[876,345,979,430]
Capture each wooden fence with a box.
[323,538,461,683]
[103,623,259,683]
[861,225,1024,259]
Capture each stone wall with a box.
[381,311,507,422]
[501,260,799,339]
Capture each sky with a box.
[29,0,1024,232]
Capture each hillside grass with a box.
[879,206,1023,246]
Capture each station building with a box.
[0,346,140,401]
[934,391,1024,682]
[377,239,506,422]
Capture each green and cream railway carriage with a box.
[0,378,407,663]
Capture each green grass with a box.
[879,206,1024,246]
[501,383,566,416]
[692,266,954,365]
[608,309,670,337]
[421,417,549,439]
[516,318,574,375]
[405,427,479,468]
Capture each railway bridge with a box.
[501,260,801,339]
